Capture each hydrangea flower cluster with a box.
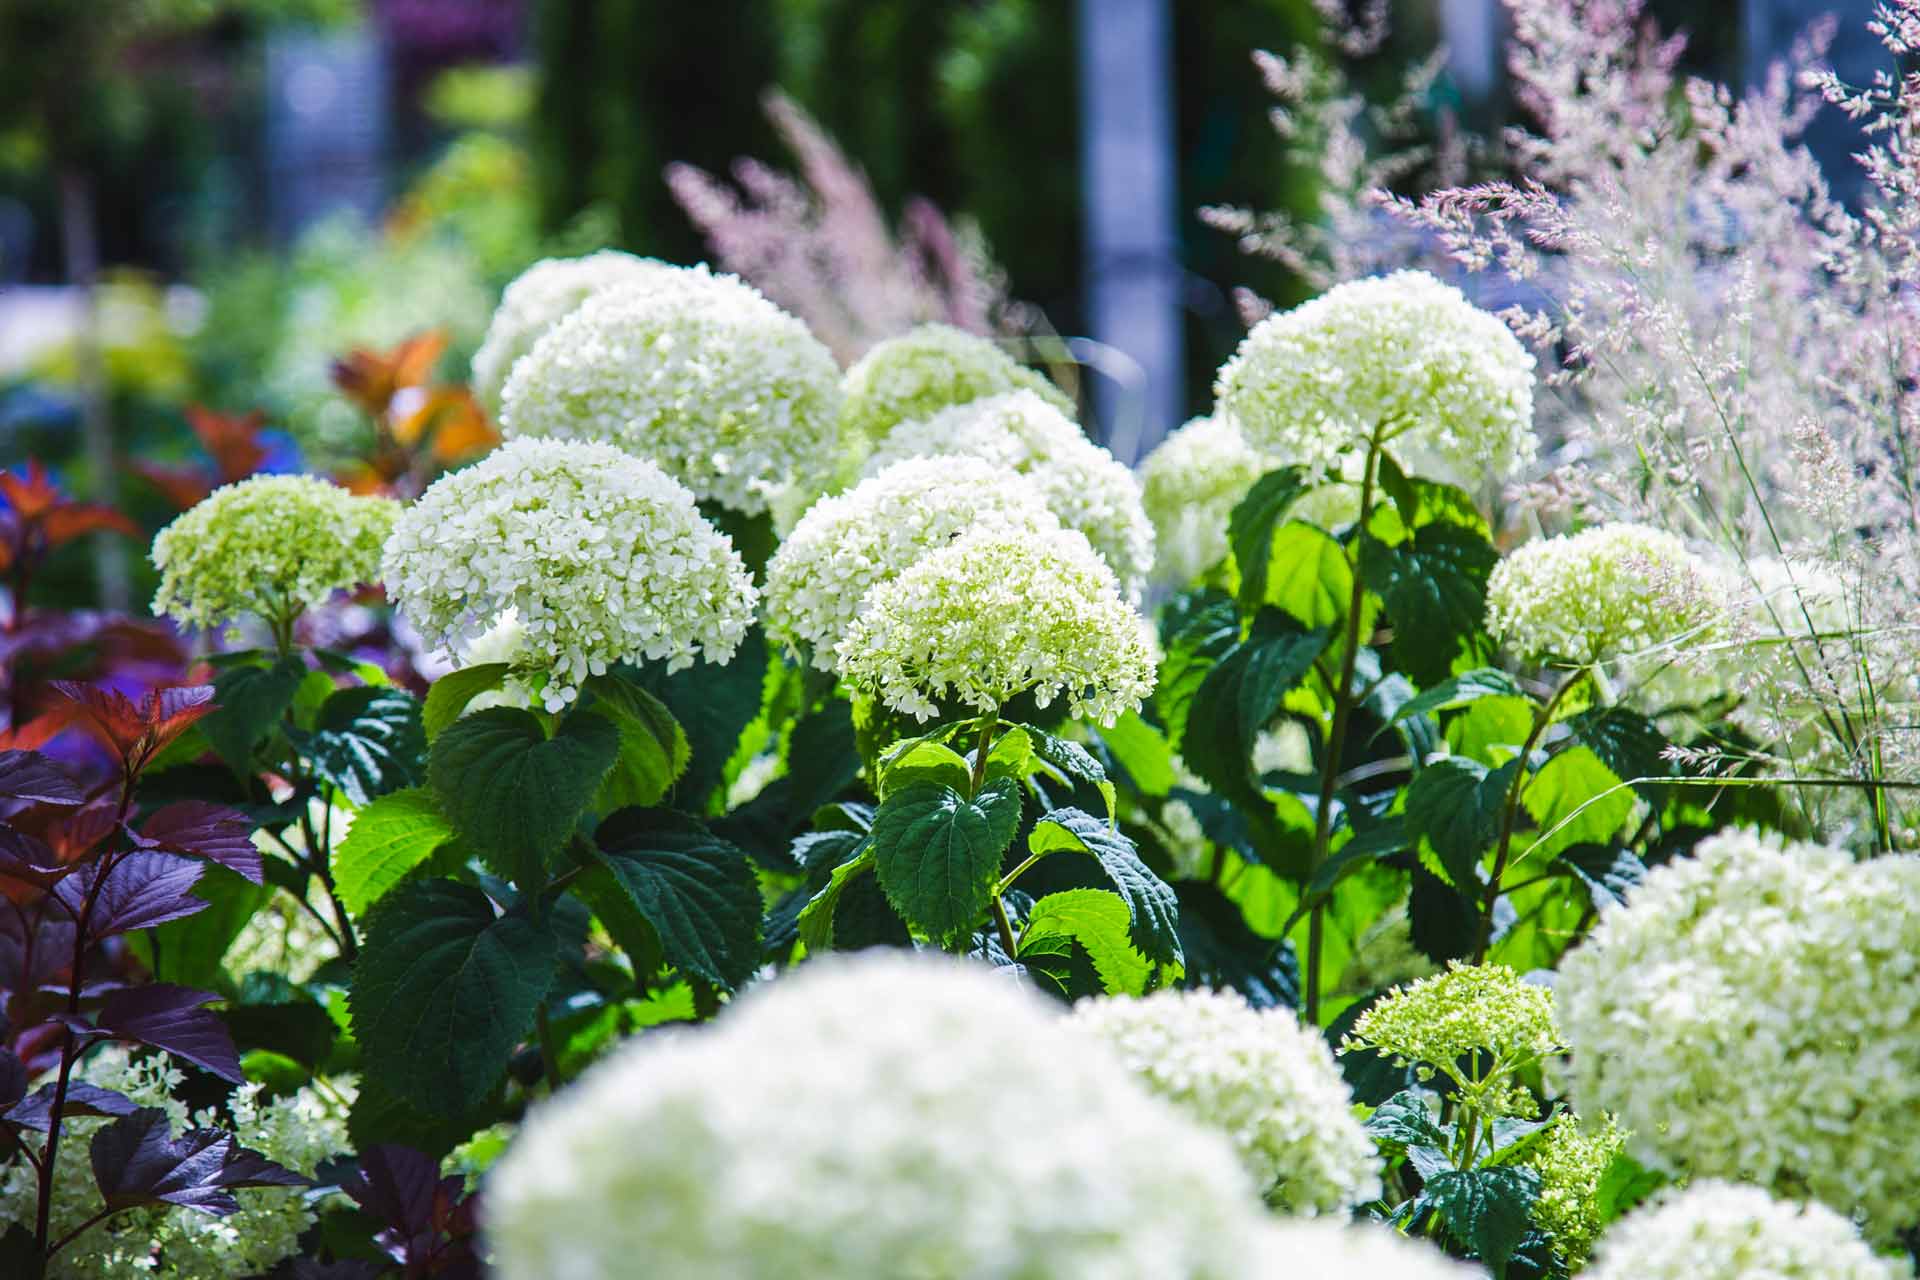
[839,322,1075,445]
[1249,1222,1483,1279]
[1137,416,1271,585]
[470,250,678,412]
[1557,827,1920,1234]
[382,437,757,711]
[1583,1182,1905,1280]
[150,474,397,633]
[1523,1114,1625,1265]
[1486,523,1725,666]
[1343,962,1562,1119]
[500,264,842,515]
[485,952,1268,1280]
[764,456,1060,670]
[1065,988,1381,1214]
[864,390,1154,596]
[1215,270,1537,485]
[835,526,1157,725]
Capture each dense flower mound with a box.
[1247,1222,1482,1278]
[836,525,1157,725]
[486,952,1268,1280]
[1583,1182,1906,1280]
[1137,416,1270,585]
[764,456,1060,670]
[839,322,1075,445]
[1486,523,1725,666]
[151,474,397,632]
[864,390,1154,596]
[382,437,756,711]
[1523,1114,1625,1266]
[1558,827,1920,1235]
[1066,988,1381,1214]
[499,264,842,515]
[1215,269,1536,484]
[469,250,679,412]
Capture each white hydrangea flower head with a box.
[1558,827,1920,1235]
[1583,1182,1906,1280]
[382,437,757,711]
[835,525,1157,725]
[486,952,1269,1280]
[1216,270,1537,485]
[1485,523,1727,667]
[470,251,681,412]
[150,474,398,632]
[1138,415,1271,585]
[764,455,1061,670]
[1238,1221,1483,1279]
[499,264,843,515]
[1066,988,1381,1214]
[865,390,1155,597]
[840,322,1076,445]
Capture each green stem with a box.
[1472,673,1580,964]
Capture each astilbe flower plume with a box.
[864,390,1154,597]
[485,952,1268,1280]
[499,264,842,516]
[1582,1182,1905,1280]
[149,474,397,634]
[839,323,1076,446]
[763,456,1060,670]
[835,526,1156,726]
[381,437,756,712]
[1557,827,1920,1236]
[1065,988,1381,1215]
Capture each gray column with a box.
[1076,0,1182,464]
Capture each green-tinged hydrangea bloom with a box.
[1558,828,1920,1236]
[865,390,1154,597]
[835,526,1157,726]
[764,456,1060,671]
[150,474,397,632]
[486,952,1270,1280]
[1137,415,1270,586]
[1343,962,1562,1119]
[470,250,679,412]
[1067,988,1381,1215]
[1524,1114,1625,1265]
[1583,1182,1907,1280]
[840,323,1075,445]
[1216,270,1536,485]
[1486,522,1726,666]
[1247,1222,1482,1279]
[500,264,842,515]
[382,437,757,711]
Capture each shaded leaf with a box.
[134,801,262,884]
[54,851,207,938]
[1388,669,1526,726]
[870,779,1022,947]
[1359,523,1498,685]
[202,658,304,775]
[0,749,82,805]
[297,686,425,807]
[1029,808,1183,968]
[332,788,455,918]
[1423,1166,1540,1267]
[583,809,762,990]
[1227,467,1310,607]
[428,708,618,884]
[97,984,244,1083]
[1404,757,1517,888]
[91,1107,305,1216]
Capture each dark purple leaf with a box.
[0,751,83,806]
[134,802,263,884]
[0,826,73,890]
[0,1049,23,1109]
[97,984,244,1083]
[339,1144,442,1238]
[90,1107,307,1215]
[53,851,207,938]
[287,1262,385,1280]
[4,1082,139,1132]
[0,912,74,998]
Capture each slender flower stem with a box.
[1472,672,1581,963]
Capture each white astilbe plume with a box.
[485,952,1270,1280]
[865,390,1154,597]
[1066,989,1381,1215]
[382,438,756,711]
[1215,270,1536,488]
[836,526,1156,725]
[764,456,1060,670]
[1582,1182,1906,1280]
[840,323,1076,445]
[1558,828,1920,1237]
[469,251,680,412]
[500,264,842,516]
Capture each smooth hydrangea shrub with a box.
[864,390,1154,596]
[382,437,756,711]
[764,456,1060,670]
[1066,988,1382,1214]
[839,322,1075,445]
[486,952,1268,1280]
[1485,523,1725,667]
[469,250,679,412]
[1583,1182,1907,1280]
[1522,1114,1626,1267]
[835,526,1156,725]
[150,475,397,637]
[1215,269,1536,485]
[1249,1221,1483,1279]
[1558,827,1920,1235]
[500,264,842,515]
